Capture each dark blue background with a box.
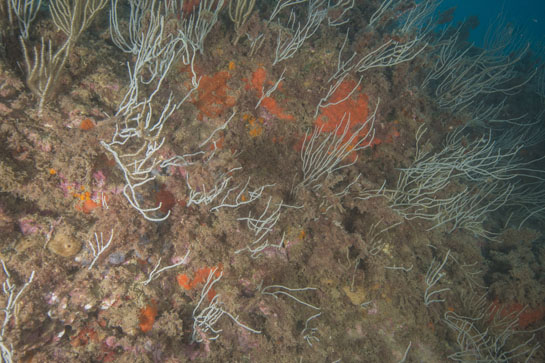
[435,0,545,49]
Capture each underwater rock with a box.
[48,225,81,257]
[108,251,125,265]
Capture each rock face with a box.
[47,225,81,257]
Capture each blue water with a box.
[436,0,545,50]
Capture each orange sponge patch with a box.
[139,301,158,333]
[193,71,236,120]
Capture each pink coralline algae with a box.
[18,217,42,235]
